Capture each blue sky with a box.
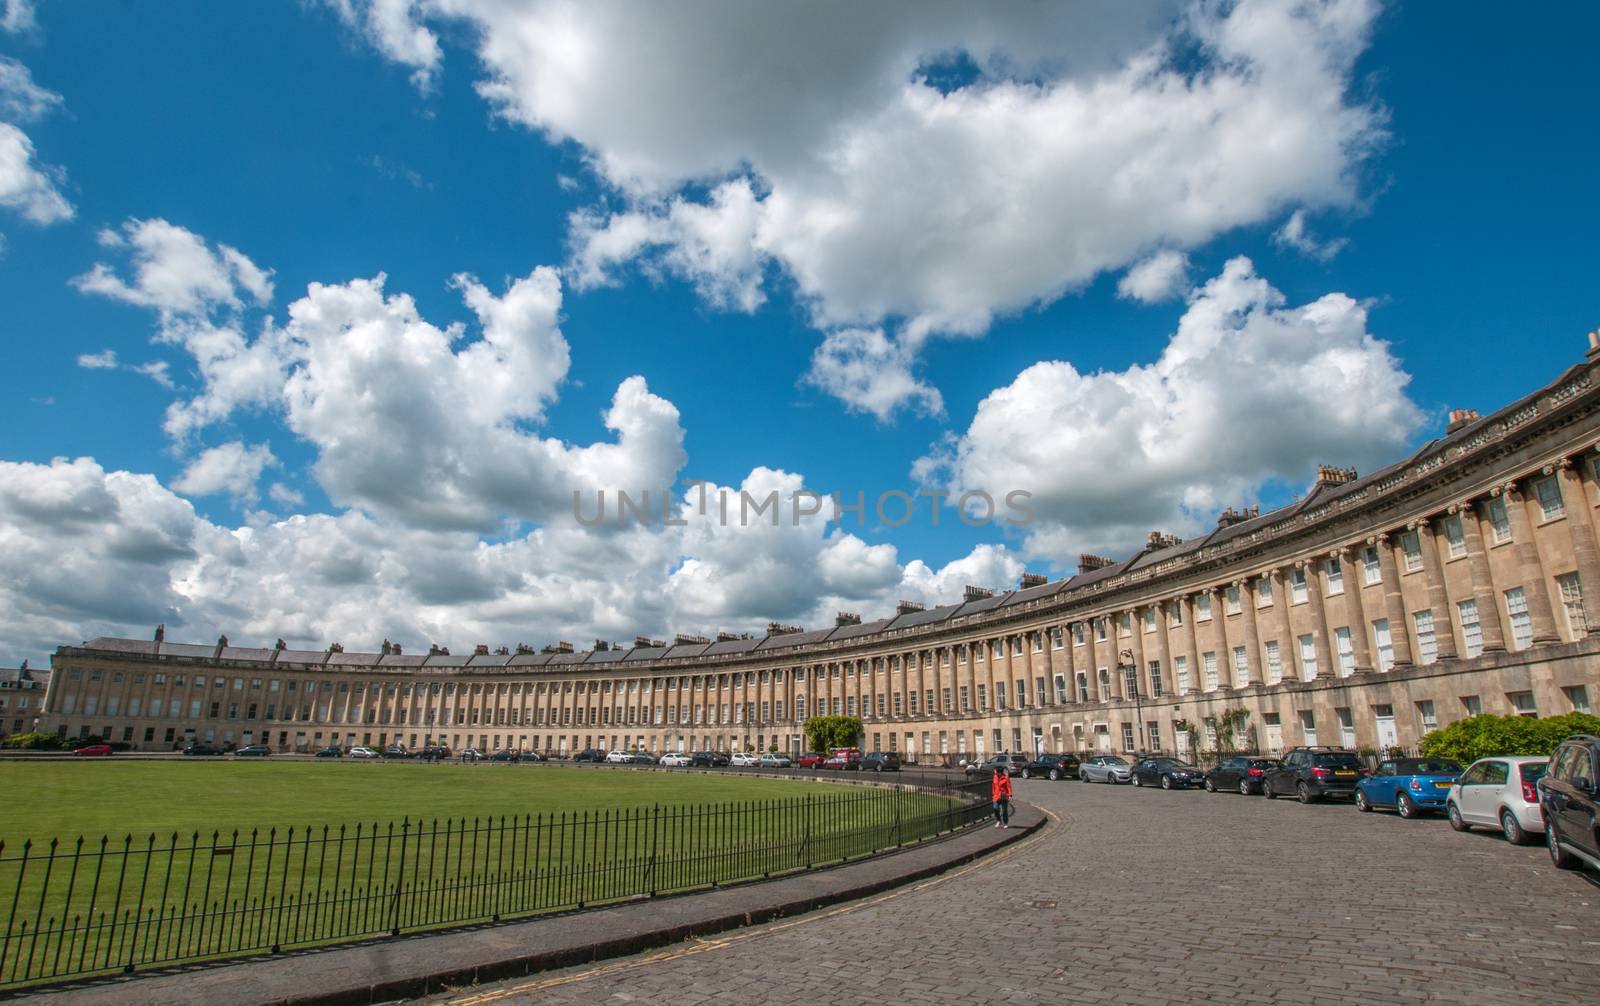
[0,1,1595,664]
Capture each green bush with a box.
[803,715,863,753]
[1418,712,1600,763]
[1,731,65,750]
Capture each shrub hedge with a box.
[1417,712,1600,763]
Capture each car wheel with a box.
[1500,810,1528,845]
[874,765,883,773]
[1239,779,1252,796]
[1296,782,1313,804]
[1447,802,1469,832]
[1160,776,1173,790]
[1021,769,1031,780]
[1132,774,1142,787]
[1355,789,1371,813]
[1548,824,1581,869]
[1204,778,1216,792]
[1048,768,1061,781]
[1264,780,1277,800]
[1396,793,1418,819]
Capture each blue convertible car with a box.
[1355,757,1462,818]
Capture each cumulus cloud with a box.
[805,327,942,421]
[0,0,35,35]
[331,0,1387,416]
[268,483,305,508]
[323,0,440,89]
[0,122,72,224]
[76,349,118,369]
[1273,208,1350,261]
[0,58,62,123]
[171,441,278,504]
[1117,250,1190,304]
[916,257,1425,565]
[75,218,274,318]
[0,456,1020,663]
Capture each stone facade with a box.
[36,349,1600,761]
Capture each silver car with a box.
[1447,755,1549,844]
[1079,754,1132,784]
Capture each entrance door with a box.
[1264,719,1283,754]
[1095,725,1111,753]
[1375,705,1398,750]
[1175,728,1190,759]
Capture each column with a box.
[1127,609,1146,701]
[1376,533,1416,667]
[1211,587,1230,692]
[1417,517,1459,659]
[1304,560,1336,680]
[1460,499,1508,651]
[1340,547,1374,672]
[1061,625,1077,703]
[1503,482,1560,644]
[1152,602,1174,696]
[1181,596,1201,695]
[1557,458,1600,632]
[1238,579,1262,686]
[1041,628,1055,705]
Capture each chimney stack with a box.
[962,585,994,602]
[1315,465,1359,487]
[835,611,863,627]
[673,633,710,646]
[1019,572,1048,589]
[1446,409,1480,433]
[1076,554,1113,574]
[1147,530,1183,549]
[896,599,927,615]
[766,622,805,636]
[1588,329,1600,360]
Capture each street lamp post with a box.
[1120,649,1144,753]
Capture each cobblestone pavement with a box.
[411,779,1600,1006]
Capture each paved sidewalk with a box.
[6,806,1042,1006]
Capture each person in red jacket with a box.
[991,766,1014,828]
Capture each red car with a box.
[823,748,862,770]
[796,751,826,768]
[71,744,113,757]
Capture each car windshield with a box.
[1312,754,1362,769]
[1104,756,1127,766]
[1398,759,1460,775]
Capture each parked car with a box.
[1078,755,1132,784]
[1355,757,1462,817]
[605,749,634,763]
[71,743,112,757]
[1131,757,1205,789]
[420,745,451,761]
[823,749,862,770]
[690,751,726,767]
[632,752,659,765]
[1204,756,1279,794]
[1541,734,1600,872]
[348,745,380,759]
[759,753,793,768]
[659,752,692,767]
[314,745,343,758]
[233,744,271,757]
[458,747,485,762]
[573,748,605,763]
[182,743,222,756]
[1447,755,1548,844]
[489,749,521,762]
[730,751,761,767]
[796,751,827,769]
[1263,747,1364,803]
[520,750,546,763]
[860,751,900,772]
[966,753,1027,777]
[1019,753,1079,781]
[381,745,412,759]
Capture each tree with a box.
[804,715,863,752]
[1204,708,1250,755]
[1418,712,1600,763]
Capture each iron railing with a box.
[0,779,987,990]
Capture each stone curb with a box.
[5,804,1046,1006]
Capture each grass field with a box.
[0,761,974,987]
[0,760,843,841]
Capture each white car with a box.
[348,745,380,759]
[758,753,792,768]
[605,749,634,763]
[1447,755,1549,844]
[659,752,692,767]
[730,752,760,767]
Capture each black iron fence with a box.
[0,779,988,990]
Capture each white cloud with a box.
[76,349,118,369]
[334,0,1386,416]
[1117,250,1190,304]
[268,483,305,508]
[171,441,278,504]
[0,0,35,35]
[1273,208,1349,261]
[0,455,1021,663]
[917,257,1425,565]
[0,57,62,123]
[323,0,440,89]
[74,218,274,318]
[0,122,72,225]
[805,327,942,421]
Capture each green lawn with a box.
[0,762,971,987]
[0,760,843,841]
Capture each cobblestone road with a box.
[413,779,1600,1005]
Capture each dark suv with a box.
[1541,734,1600,873]
[860,751,901,772]
[1263,747,1364,803]
[1019,753,1081,781]
[573,748,604,762]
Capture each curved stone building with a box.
[36,345,1600,761]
